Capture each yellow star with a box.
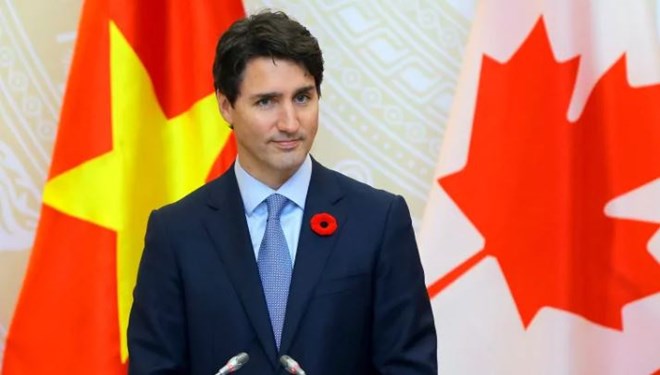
[43,21,232,361]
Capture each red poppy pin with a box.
[310,213,337,236]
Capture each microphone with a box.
[215,352,249,375]
[280,355,306,375]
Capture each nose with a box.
[276,103,300,133]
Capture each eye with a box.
[294,93,311,104]
[255,97,273,107]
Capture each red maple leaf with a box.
[434,18,660,330]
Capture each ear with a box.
[215,90,234,125]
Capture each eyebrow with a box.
[294,85,316,96]
[248,85,316,102]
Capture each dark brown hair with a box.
[212,11,324,105]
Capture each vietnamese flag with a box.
[2,0,243,373]
[419,0,660,373]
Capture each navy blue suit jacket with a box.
[128,160,437,374]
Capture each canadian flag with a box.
[419,1,660,374]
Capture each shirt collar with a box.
[234,154,312,215]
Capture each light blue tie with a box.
[257,193,292,349]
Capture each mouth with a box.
[272,139,301,150]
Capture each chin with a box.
[273,153,306,173]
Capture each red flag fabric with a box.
[2,0,243,373]
[420,1,660,373]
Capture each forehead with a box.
[238,57,314,94]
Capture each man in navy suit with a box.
[128,11,436,375]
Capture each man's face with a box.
[217,57,319,189]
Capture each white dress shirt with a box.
[234,155,312,265]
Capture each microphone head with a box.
[280,355,304,374]
[280,354,293,366]
[234,352,249,366]
[216,352,250,375]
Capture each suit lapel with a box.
[202,169,278,368]
[279,160,347,355]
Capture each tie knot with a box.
[265,194,288,219]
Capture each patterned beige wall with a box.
[0,0,472,363]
